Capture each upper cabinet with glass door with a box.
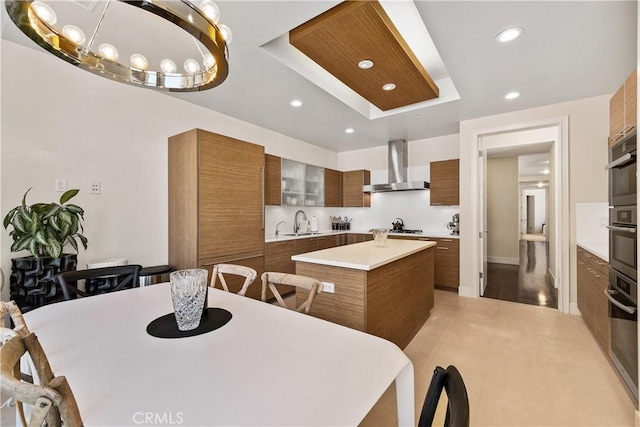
[281,159,305,206]
[305,165,325,207]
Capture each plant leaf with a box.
[21,188,32,207]
[47,239,62,259]
[19,206,32,223]
[49,216,61,232]
[11,236,31,252]
[43,204,60,219]
[13,214,26,234]
[34,230,48,245]
[28,239,39,258]
[59,210,72,225]
[78,234,88,250]
[64,204,84,215]
[67,235,78,252]
[60,189,79,205]
[3,207,18,229]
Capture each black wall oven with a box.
[607,133,636,207]
[607,130,638,401]
[607,268,638,401]
[608,206,637,281]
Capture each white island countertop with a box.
[292,239,436,271]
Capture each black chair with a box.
[54,265,142,300]
[418,365,470,427]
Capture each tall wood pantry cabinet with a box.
[168,129,266,300]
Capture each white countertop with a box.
[577,241,609,262]
[266,230,459,243]
[292,239,436,271]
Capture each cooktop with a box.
[388,229,423,234]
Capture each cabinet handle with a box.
[260,165,265,230]
[605,153,635,170]
[431,202,443,205]
[578,261,584,265]
[606,225,636,233]
[623,125,636,134]
[609,132,625,143]
[440,239,453,242]
[436,247,449,250]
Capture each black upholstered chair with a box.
[54,265,142,300]
[418,365,470,427]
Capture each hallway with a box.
[484,240,558,308]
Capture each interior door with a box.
[526,195,535,233]
[478,149,488,296]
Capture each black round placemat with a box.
[146,308,232,338]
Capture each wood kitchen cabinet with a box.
[168,129,265,301]
[609,70,637,147]
[576,246,610,354]
[324,168,342,207]
[389,235,460,289]
[265,154,282,205]
[432,238,460,289]
[430,159,459,206]
[347,233,373,245]
[342,170,371,207]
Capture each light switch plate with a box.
[55,179,67,192]
[322,281,335,293]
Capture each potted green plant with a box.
[3,188,88,311]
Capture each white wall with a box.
[336,134,460,234]
[487,157,519,264]
[522,188,547,234]
[459,94,610,307]
[0,40,338,300]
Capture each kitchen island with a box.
[292,239,436,348]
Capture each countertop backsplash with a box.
[265,190,459,239]
[575,202,609,260]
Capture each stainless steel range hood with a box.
[363,140,430,193]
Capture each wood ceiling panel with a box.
[289,0,439,111]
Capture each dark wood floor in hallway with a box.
[484,240,558,308]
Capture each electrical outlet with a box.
[56,179,67,192]
[322,281,335,293]
[90,181,101,194]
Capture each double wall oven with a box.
[606,131,638,400]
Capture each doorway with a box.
[475,118,569,313]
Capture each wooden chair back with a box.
[54,264,142,300]
[1,300,30,336]
[0,333,83,427]
[261,272,324,314]
[210,264,258,296]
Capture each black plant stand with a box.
[10,254,77,312]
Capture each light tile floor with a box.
[361,290,637,427]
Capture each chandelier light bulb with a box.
[160,59,177,74]
[98,43,118,61]
[199,0,221,24]
[218,24,232,44]
[62,25,86,45]
[130,53,149,71]
[31,1,57,26]
[203,53,216,69]
[184,59,201,74]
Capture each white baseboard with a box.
[569,302,581,316]
[547,268,557,289]
[486,256,519,265]
[458,286,477,298]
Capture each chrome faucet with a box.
[294,210,307,234]
[275,221,285,238]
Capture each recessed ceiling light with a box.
[495,27,524,43]
[504,91,520,100]
[345,128,354,134]
[290,99,303,107]
[382,83,396,91]
[358,59,374,69]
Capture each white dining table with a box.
[23,283,415,426]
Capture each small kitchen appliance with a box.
[447,213,460,235]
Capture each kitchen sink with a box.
[280,232,326,237]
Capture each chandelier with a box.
[5,0,231,91]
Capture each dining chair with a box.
[418,365,470,427]
[0,333,83,427]
[54,264,142,300]
[1,300,30,335]
[261,272,324,314]
[210,264,258,296]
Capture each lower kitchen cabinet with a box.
[347,233,374,245]
[388,235,459,289]
[433,238,460,289]
[265,240,295,274]
[576,246,610,354]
